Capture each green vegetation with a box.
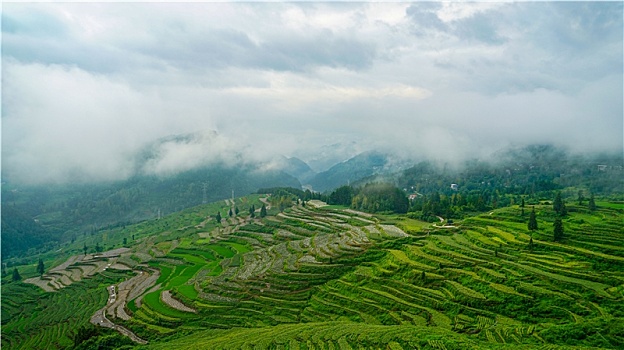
[2,146,623,349]
[1,270,132,349]
[1,166,300,260]
[5,195,622,349]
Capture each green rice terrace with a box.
[2,195,623,349]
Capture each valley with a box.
[2,192,622,349]
[3,2,623,349]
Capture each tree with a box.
[528,236,534,250]
[37,258,45,276]
[71,325,101,347]
[588,193,596,211]
[577,190,584,205]
[12,268,21,282]
[553,192,567,216]
[260,204,267,218]
[83,243,88,255]
[553,217,564,242]
[123,237,127,246]
[228,208,233,217]
[215,211,222,223]
[95,242,102,253]
[235,206,240,215]
[329,185,354,206]
[528,207,538,231]
[520,197,525,216]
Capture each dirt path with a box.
[432,216,457,229]
[91,284,147,344]
[259,196,272,210]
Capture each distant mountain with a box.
[271,156,317,185]
[296,141,362,173]
[308,151,395,192]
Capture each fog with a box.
[2,2,622,184]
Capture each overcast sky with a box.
[2,2,622,184]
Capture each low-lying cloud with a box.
[2,2,622,185]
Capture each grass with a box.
[4,200,623,350]
[596,201,624,210]
[1,270,132,350]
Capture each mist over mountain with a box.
[308,151,412,192]
[2,1,622,260]
[272,156,317,185]
[294,141,364,173]
[1,4,623,349]
[1,159,301,259]
[3,3,621,188]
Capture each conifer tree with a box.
[235,206,240,215]
[553,192,567,216]
[37,258,45,276]
[228,208,233,217]
[577,190,584,205]
[260,204,267,218]
[216,211,222,223]
[588,193,596,211]
[553,217,564,242]
[528,207,538,231]
[12,268,21,282]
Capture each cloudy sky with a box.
[2,2,622,184]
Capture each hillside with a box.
[308,151,391,192]
[1,165,300,260]
[2,193,622,349]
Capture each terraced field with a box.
[1,270,133,349]
[3,198,623,349]
[138,203,623,349]
[114,202,401,341]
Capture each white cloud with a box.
[2,2,622,184]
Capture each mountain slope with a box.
[1,165,299,259]
[308,151,388,192]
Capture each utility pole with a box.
[203,183,208,204]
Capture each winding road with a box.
[90,284,148,344]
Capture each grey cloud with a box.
[2,3,376,76]
[453,12,505,45]
[544,2,623,52]
[2,8,67,37]
[257,33,376,72]
[421,3,622,95]
[1,2,621,185]
[406,3,448,34]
